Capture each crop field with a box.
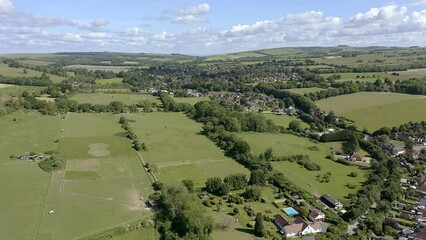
[95,78,124,85]
[0,112,62,240]
[70,93,161,105]
[320,72,400,82]
[126,112,249,187]
[262,113,309,129]
[0,63,66,83]
[286,87,325,94]
[64,65,133,73]
[316,92,426,131]
[237,132,366,201]
[173,96,210,105]
[36,113,153,240]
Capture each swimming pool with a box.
[283,207,299,216]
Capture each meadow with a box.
[0,63,66,83]
[70,93,161,105]
[262,113,309,129]
[237,132,366,201]
[126,112,249,187]
[173,96,210,105]
[95,78,124,85]
[0,112,62,240]
[37,113,153,240]
[285,87,325,94]
[316,92,426,131]
[64,65,133,73]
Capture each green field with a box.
[173,96,210,105]
[36,113,153,240]
[0,63,66,83]
[70,93,161,105]
[320,72,401,82]
[126,112,249,187]
[316,92,426,131]
[0,112,62,240]
[237,132,366,201]
[286,87,325,94]
[262,113,309,129]
[64,65,133,73]
[95,78,124,85]
[0,83,12,88]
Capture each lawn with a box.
[0,111,62,240]
[286,87,325,94]
[35,113,153,240]
[0,63,66,83]
[173,96,210,105]
[70,93,161,105]
[316,92,426,131]
[95,78,124,85]
[237,132,366,201]
[126,112,249,187]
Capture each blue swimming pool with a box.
[283,207,299,216]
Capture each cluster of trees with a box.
[118,117,146,151]
[392,121,426,138]
[159,93,193,112]
[155,185,214,240]
[0,74,52,86]
[38,155,62,172]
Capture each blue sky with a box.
[1,0,426,54]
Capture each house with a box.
[308,208,325,222]
[319,194,343,210]
[418,198,426,208]
[281,217,328,237]
[147,199,158,210]
[416,181,426,195]
[392,147,406,156]
[349,152,362,162]
[274,214,289,231]
[411,226,426,240]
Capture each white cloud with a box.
[0,0,14,15]
[409,0,426,7]
[176,3,210,15]
[172,15,209,24]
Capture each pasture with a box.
[286,87,325,94]
[95,78,124,85]
[316,92,426,131]
[0,83,13,88]
[237,132,366,200]
[64,65,133,73]
[0,63,65,83]
[70,93,161,105]
[126,112,249,187]
[262,113,309,129]
[0,111,62,240]
[320,72,400,82]
[173,96,210,105]
[36,113,153,240]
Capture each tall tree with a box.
[254,213,266,237]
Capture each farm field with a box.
[390,68,426,79]
[70,93,161,105]
[0,112,62,240]
[126,112,249,187]
[173,96,210,105]
[262,113,309,129]
[64,65,133,73]
[316,92,426,131]
[0,83,12,88]
[0,63,66,83]
[320,72,400,82]
[286,87,325,94]
[95,78,124,85]
[37,113,153,240]
[237,132,366,201]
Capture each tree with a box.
[324,111,336,124]
[249,169,267,186]
[254,213,266,237]
[182,179,195,193]
[205,177,228,195]
[298,206,310,218]
[244,185,262,201]
[342,134,360,154]
[224,174,247,190]
[289,120,303,132]
[23,68,27,74]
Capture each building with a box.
[274,214,289,231]
[281,216,328,237]
[319,194,343,210]
[308,208,325,222]
[349,152,362,162]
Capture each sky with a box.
[1,0,426,55]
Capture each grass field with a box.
[320,72,400,82]
[286,87,325,94]
[64,65,133,73]
[0,112,62,240]
[95,78,124,85]
[262,113,309,129]
[126,112,249,187]
[0,63,66,83]
[316,92,426,131]
[390,68,426,79]
[173,96,210,105]
[0,83,13,88]
[70,93,161,105]
[36,113,153,240]
[237,132,366,201]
